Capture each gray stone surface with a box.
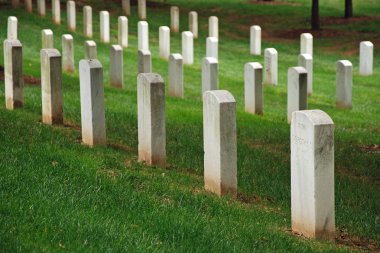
[118,16,128,48]
[203,90,237,197]
[84,40,97,59]
[37,0,46,16]
[182,31,193,65]
[52,0,60,24]
[244,62,263,115]
[336,60,352,109]
[206,37,218,60]
[138,49,152,74]
[110,45,124,88]
[359,41,374,76]
[287,67,308,123]
[291,110,335,240]
[62,34,74,73]
[298,54,313,95]
[4,39,23,110]
[42,29,53,49]
[138,21,149,51]
[83,6,93,38]
[159,26,170,59]
[100,11,110,43]
[40,48,63,124]
[189,11,198,38]
[138,0,146,20]
[300,33,313,56]
[170,6,179,33]
[250,25,261,55]
[168,54,183,98]
[7,16,17,40]
[264,48,278,86]
[79,59,106,146]
[67,1,76,31]
[138,73,166,166]
[209,16,218,39]
[202,57,218,95]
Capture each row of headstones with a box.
[6,17,337,242]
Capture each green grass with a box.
[0,0,379,251]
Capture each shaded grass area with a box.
[0,0,379,251]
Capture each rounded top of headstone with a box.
[203,57,218,64]
[299,53,312,60]
[360,41,373,47]
[85,40,96,46]
[100,10,109,15]
[62,34,73,40]
[182,31,193,37]
[169,53,183,60]
[209,16,218,20]
[207,37,218,42]
[67,0,75,5]
[159,26,170,31]
[138,21,148,26]
[40,48,61,57]
[42,29,53,35]
[203,90,236,104]
[336,60,352,67]
[80,59,102,69]
[138,49,151,55]
[245,62,262,69]
[251,25,261,30]
[189,11,197,15]
[265,48,277,54]
[301,33,313,39]
[171,6,179,10]
[118,16,128,21]
[138,73,164,84]
[84,5,92,10]
[8,16,17,22]
[289,66,307,74]
[111,44,123,51]
[292,110,334,126]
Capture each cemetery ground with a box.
[0,0,379,251]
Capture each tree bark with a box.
[345,0,353,18]
[311,0,320,30]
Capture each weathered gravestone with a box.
[202,57,218,95]
[298,54,313,95]
[110,45,124,88]
[203,90,237,197]
[159,26,170,59]
[40,48,63,124]
[206,37,218,60]
[7,16,17,40]
[62,34,74,73]
[300,33,313,56]
[287,67,307,123]
[359,41,374,76]
[244,62,263,115]
[118,16,128,48]
[83,6,93,38]
[291,109,335,240]
[170,6,179,33]
[52,0,60,24]
[42,29,53,49]
[37,0,46,16]
[100,11,110,43]
[182,31,194,65]
[67,1,76,31]
[189,11,198,38]
[4,39,23,110]
[250,25,261,55]
[122,0,130,16]
[138,0,146,20]
[209,16,218,39]
[138,50,152,74]
[84,40,97,59]
[336,60,352,109]
[138,73,166,166]
[168,54,183,98]
[264,48,278,85]
[79,59,106,146]
[138,21,149,51]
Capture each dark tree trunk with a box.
[311,0,320,30]
[345,0,353,18]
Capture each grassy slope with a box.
[0,0,379,251]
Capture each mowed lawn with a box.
[0,0,379,251]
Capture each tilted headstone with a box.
[182,31,193,65]
[244,62,263,115]
[159,26,170,59]
[202,57,218,94]
[359,41,373,76]
[122,0,130,16]
[67,1,76,31]
[300,33,313,56]
[291,110,335,240]
[100,11,110,43]
[118,16,128,48]
[209,16,218,39]
[42,29,54,49]
[25,0,32,13]
[83,6,93,38]
[79,59,106,146]
[3,39,23,110]
[7,16,17,40]
[287,67,307,123]
[168,54,183,98]
[206,37,218,60]
[138,49,152,74]
[189,11,198,39]
[84,40,97,59]
[137,73,166,166]
[138,21,149,51]
[40,48,63,124]
[138,0,146,20]
[203,90,237,197]
[250,25,261,55]
[170,6,179,33]
[110,45,124,88]
[62,34,74,73]
[298,54,313,95]
[52,0,61,24]
[336,60,352,109]
[37,0,46,16]
[264,48,278,85]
